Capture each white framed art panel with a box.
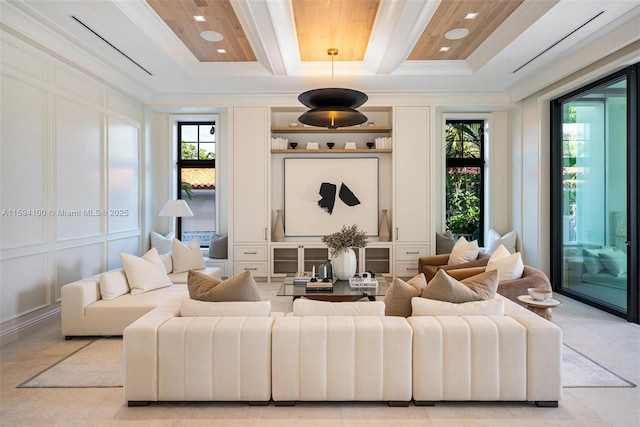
[284,158,379,237]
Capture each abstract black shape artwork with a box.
[318,182,337,214]
[339,183,361,207]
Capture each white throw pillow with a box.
[292,298,385,316]
[180,299,271,317]
[121,247,173,295]
[447,236,480,265]
[486,244,524,281]
[411,297,505,316]
[171,238,205,273]
[485,229,517,254]
[150,231,174,255]
[159,252,173,274]
[99,269,130,300]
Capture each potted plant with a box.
[321,224,368,280]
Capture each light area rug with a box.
[18,339,123,388]
[17,339,635,389]
[562,343,635,388]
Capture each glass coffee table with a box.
[277,275,389,302]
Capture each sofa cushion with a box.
[384,273,427,317]
[447,237,480,265]
[421,269,498,303]
[599,249,627,276]
[171,238,205,273]
[411,296,505,316]
[150,231,174,255]
[292,298,385,316]
[99,269,129,300]
[180,299,271,317]
[159,253,173,274]
[187,270,260,302]
[436,231,455,254]
[485,229,517,254]
[121,247,173,295]
[208,234,228,259]
[486,244,524,281]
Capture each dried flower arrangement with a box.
[321,224,368,255]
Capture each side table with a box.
[517,295,563,321]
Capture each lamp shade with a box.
[158,199,193,217]
[298,107,368,129]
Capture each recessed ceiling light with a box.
[464,13,478,20]
[216,48,227,54]
[200,30,223,42]
[439,47,450,52]
[193,15,206,22]
[445,28,469,40]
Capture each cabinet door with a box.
[394,106,430,242]
[233,107,268,242]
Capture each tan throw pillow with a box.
[422,269,482,303]
[447,237,480,265]
[187,270,260,302]
[121,247,173,295]
[421,269,498,304]
[172,238,205,273]
[460,269,499,300]
[384,273,428,317]
[486,244,524,281]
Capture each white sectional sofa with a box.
[123,295,562,407]
[61,252,221,338]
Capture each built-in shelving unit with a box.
[271,148,392,154]
[271,126,392,133]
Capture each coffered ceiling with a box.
[2,0,639,102]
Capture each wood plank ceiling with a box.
[146,0,524,64]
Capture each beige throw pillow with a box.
[421,269,498,303]
[121,247,173,295]
[187,270,260,302]
[486,244,524,281]
[172,238,205,273]
[447,237,480,265]
[99,269,130,300]
[384,273,428,317]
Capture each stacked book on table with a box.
[294,272,333,291]
[293,272,314,286]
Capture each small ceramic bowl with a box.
[528,288,552,301]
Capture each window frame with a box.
[176,121,216,246]
[444,119,486,246]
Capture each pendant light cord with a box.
[328,48,338,87]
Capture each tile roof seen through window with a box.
[181,168,215,190]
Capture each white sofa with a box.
[60,253,221,338]
[123,295,562,407]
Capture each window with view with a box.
[177,121,216,246]
[445,120,485,245]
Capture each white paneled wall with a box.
[0,32,144,339]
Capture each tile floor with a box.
[1,283,639,426]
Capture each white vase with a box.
[274,210,284,242]
[331,248,357,280]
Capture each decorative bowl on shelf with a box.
[327,142,335,149]
[289,142,298,149]
[289,122,299,127]
[366,142,374,149]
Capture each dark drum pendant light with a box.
[298,48,368,129]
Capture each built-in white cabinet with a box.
[393,106,432,277]
[232,107,269,277]
[271,244,330,277]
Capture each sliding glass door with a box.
[551,64,638,322]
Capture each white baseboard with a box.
[0,309,60,346]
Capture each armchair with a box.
[418,252,491,281]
